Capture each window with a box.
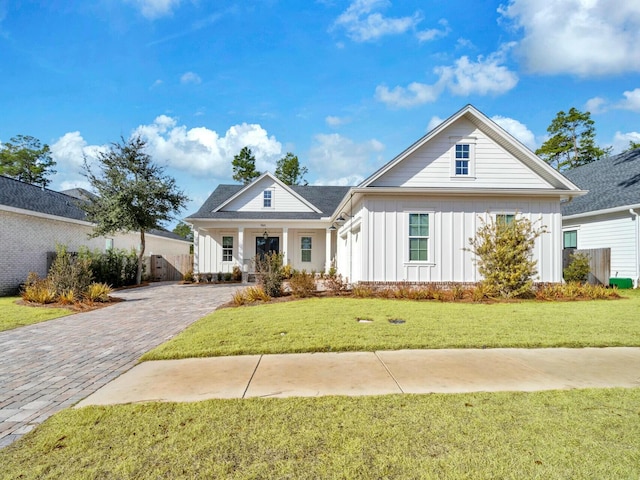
[263,190,272,208]
[408,213,429,261]
[105,238,113,251]
[563,230,577,249]
[496,214,515,226]
[455,144,470,175]
[301,237,312,262]
[222,236,233,262]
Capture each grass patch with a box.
[0,297,73,333]
[143,290,640,360]
[1,389,638,479]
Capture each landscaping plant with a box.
[288,270,316,297]
[253,252,284,297]
[563,251,591,283]
[467,215,546,298]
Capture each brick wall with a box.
[0,210,190,296]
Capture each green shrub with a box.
[253,252,284,297]
[467,215,546,298]
[224,272,233,282]
[182,269,195,282]
[48,245,93,298]
[289,270,316,298]
[563,252,591,283]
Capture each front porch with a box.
[193,223,337,275]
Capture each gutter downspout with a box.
[630,209,640,288]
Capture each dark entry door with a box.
[256,237,280,258]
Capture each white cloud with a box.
[416,19,450,43]
[426,116,444,132]
[150,79,163,89]
[491,115,536,150]
[309,133,384,184]
[376,45,518,108]
[499,0,640,76]
[618,88,640,111]
[612,131,640,153]
[325,115,351,127]
[585,96,608,114]
[127,0,181,19]
[180,71,202,85]
[133,116,282,175]
[50,131,107,169]
[333,0,422,42]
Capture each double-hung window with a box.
[263,190,272,208]
[408,213,429,262]
[455,144,470,175]
[222,236,233,262]
[301,236,312,262]
[496,214,515,226]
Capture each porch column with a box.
[238,227,244,272]
[325,228,332,273]
[282,227,289,265]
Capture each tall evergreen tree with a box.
[232,146,261,184]
[0,135,56,187]
[275,152,308,185]
[535,108,611,171]
[81,136,189,284]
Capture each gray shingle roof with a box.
[187,184,350,220]
[0,175,188,242]
[561,148,640,216]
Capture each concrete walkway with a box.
[77,347,640,406]
[0,282,239,448]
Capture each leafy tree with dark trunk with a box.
[0,135,56,187]
[275,152,308,185]
[535,107,611,171]
[232,146,261,184]
[81,136,189,285]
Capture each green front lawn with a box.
[2,389,638,479]
[143,291,640,360]
[0,297,73,333]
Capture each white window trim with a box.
[263,189,274,209]
[449,136,477,180]
[222,235,234,262]
[404,211,434,265]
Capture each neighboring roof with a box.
[187,183,350,220]
[0,175,188,241]
[561,148,640,217]
[59,187,98,201]
[359,104,582,193]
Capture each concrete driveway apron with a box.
[0,282,239,448]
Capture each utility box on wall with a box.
[609,278,634,289]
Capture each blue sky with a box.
[1,0,639,225]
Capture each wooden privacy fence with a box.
[148,254,194,281]
[562,248,611,285]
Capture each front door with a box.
[256,237,280,258]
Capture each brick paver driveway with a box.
[0,282,239,448]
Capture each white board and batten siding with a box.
[564,211,638,279]
[370,118,552,190]
[358,196,563,284]
[222,177,314,213]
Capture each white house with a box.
[188,105,584,284]
[561,148,640,286]
[0,176,191,295]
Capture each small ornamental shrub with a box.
[253,252,284,297]
[84,282,112,302]
[182,269,195,282]
[224,272,233,282]
[245,286,271,303]
[289,270,317,298]
[563,252,591,283]
[58,290,76,305]
[467,215,547,298]
[232,290,247,306]
[21,273,57,304]
[232,265,242,282]
[352,284,374,298]
[281,264,294,280]
[325,272,348,295]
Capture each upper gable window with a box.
[450,137,476,179]
[263,189,273,208]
